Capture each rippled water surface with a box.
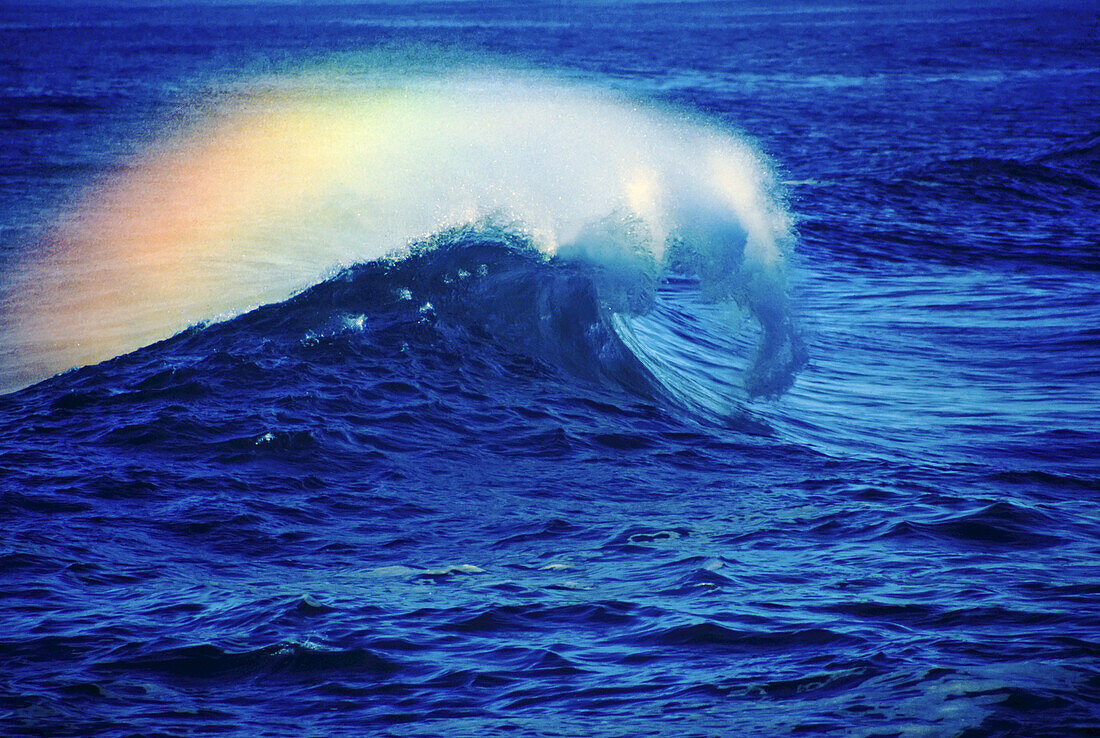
[2,1,1099,735]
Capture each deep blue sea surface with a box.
[2,1,1099,735]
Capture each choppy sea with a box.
[2,1,1099,735]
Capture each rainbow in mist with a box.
[0,66,793,394]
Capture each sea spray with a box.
[0,69,800,399]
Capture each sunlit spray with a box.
[0,66,799,397]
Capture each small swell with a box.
[441,601,643,634]
[101,642,403,682]
[633,621,864,652]
[879,501,1065,550]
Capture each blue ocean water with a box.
[2,1,1099,735]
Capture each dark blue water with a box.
[2,1,1099,735]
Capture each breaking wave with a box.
[0,69,803,406]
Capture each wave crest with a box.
[0,68,802,403]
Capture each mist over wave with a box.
[0,68,801,404]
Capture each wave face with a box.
[0,72,800,403]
